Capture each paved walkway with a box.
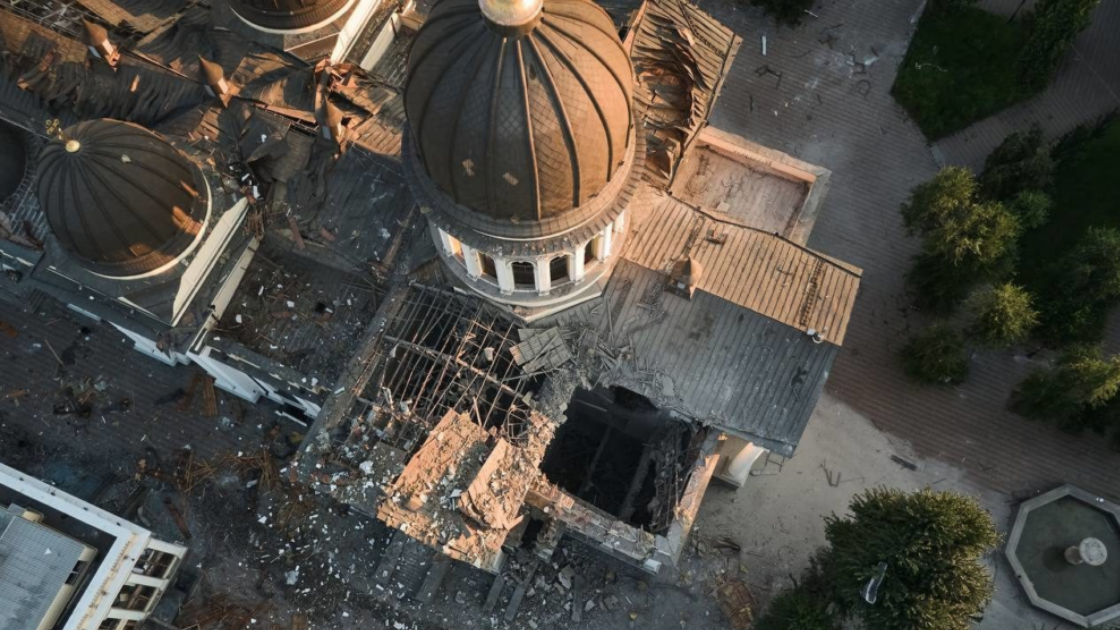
[704,0,1120,501]
[935,0,1120,169]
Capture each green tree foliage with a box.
[819,488,999,630]
[755,587,838,630]
[901,322,970,384]
[1008,190,1053,230]
[747,0,815,26]
[1016,0,1101,91]
[901,168,1021,310]
[906,253,974,312]
[968,283,1039,347]
[1015,344,1120,427]
[978,125,1054,201]
[1038,228,1120,343]
[1062,227,1120,304]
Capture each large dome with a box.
[37,120,208,279]
[0,120,27,203]
[229,0,355,32]
[405,0,634,225]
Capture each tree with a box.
[929,0,978,12]
[978,126,1054,201]
[747,0,815,26]
[1015,344,1120,427]
[906,253,975,312]
[1007,190,1053,230]
[819,488,999,630]
[901,322,970,384]
[1062,227,1120,304]
[1016,0,1101,91]
[968,283,1039,347]
[755,587,838,630]
[902,167,1020,271]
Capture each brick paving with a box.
[935,0,1120,170]
[705,0,1120,501]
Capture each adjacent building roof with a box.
[229,0,355,32]
[37,119,208,278]
[0,509,90,630]
[405,0,634,225]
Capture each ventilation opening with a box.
[539,386,702,534]
[512,261,535,290]
[550,255,570,284]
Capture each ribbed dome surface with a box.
[229,0,353,31]
[406,0,633,224]
[0,120,27,203]
[38,120,207,278]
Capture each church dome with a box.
[405,0,634,225]
[0,120,27,203]
[229,0,355,33]
[37,120,209,279]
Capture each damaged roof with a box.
[630,0,742,186]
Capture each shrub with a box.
[747,0,815,26]
[1015,344,1120,427]
[968,283,1039,347]
[978,125,1054,201]
[819,488,999,630]
[1016,0,1101,91]
[755,587,838,630]
[901,322,969,384]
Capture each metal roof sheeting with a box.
[625,192,861,345]
[605,259,839,456]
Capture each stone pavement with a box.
[703,0,1120,502]
[935,0,1120,170]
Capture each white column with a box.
[438,229,456,255]
[716,437,767,488]
[462,244,482,278]
[534,258,550,295]
[614,210,625,234]
[571,245,585,281]
[600,225,613,260]
[496,259,515,295]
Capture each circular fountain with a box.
[1006,485,1120,627]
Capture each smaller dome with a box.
[229,0,356,32]
[0,120,27,203]
[37,120,208,278]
